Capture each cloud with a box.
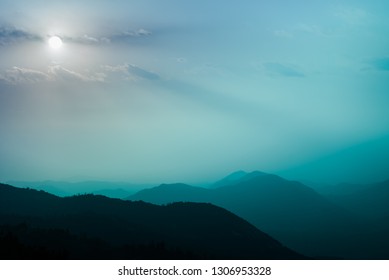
[0,66,105,85]
[48,65,106,82]
[370,57,389,71]
[264,63,305,78]
[64,34,110,45]
[103,63,159,80]
[121,28,152,37]
[0,67,50,84]
[0,24,152,47]
[0,25,41,45]
[110,28,153,43]
[102,64,129,74]
[127,64,159,80]
[0,63,158,86]
[65,28,152,45]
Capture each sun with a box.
[48,36,63,50]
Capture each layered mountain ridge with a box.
[0,182,302,260]
[128,171,389,259]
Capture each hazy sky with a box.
[1,0,389,184]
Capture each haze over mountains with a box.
[7,180,150,199]
[2,170,389,259]
[1,0,389,264]
[128,171,389,259]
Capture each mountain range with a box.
[0,182,302,260]
[3,170,388,259]
[128,171,389,259]
[322,180,389,219]
[7,180,150,199]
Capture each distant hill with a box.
[0,183,302,260]
[6,180,150,199]
[131,183,209,205]
[326,179,389,219]
[128,172,387,259]
[211,170,267,188]
[303,181,372,196]
[129,173,357,234]
[90,188,134,199]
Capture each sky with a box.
[0,0,389,184]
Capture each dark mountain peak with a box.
[212,175,332,220]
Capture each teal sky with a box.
[1,0,389,184]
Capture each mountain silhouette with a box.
[128,172,385,259]
[7,180,148,198]
[0,183,303,260]
[304,181,372,196]
[326,179,389,219]
[132,183,209,204]
[211,170,267,188]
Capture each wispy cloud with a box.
[127,64,159,80]
[264,62,305,78]
[102,64,129,74]
[48,65,106,82]
[0,24,152,47]
[103,63,159,80]
[0,66,105,85]
[109,28,153,43]
[0,25,41,45]
[64,34,110,45]
[125,28,152,37]
[0,67,50,84]
[0,63,158,86]
[65,28,152,45]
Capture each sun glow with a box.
[48,36,63,50]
